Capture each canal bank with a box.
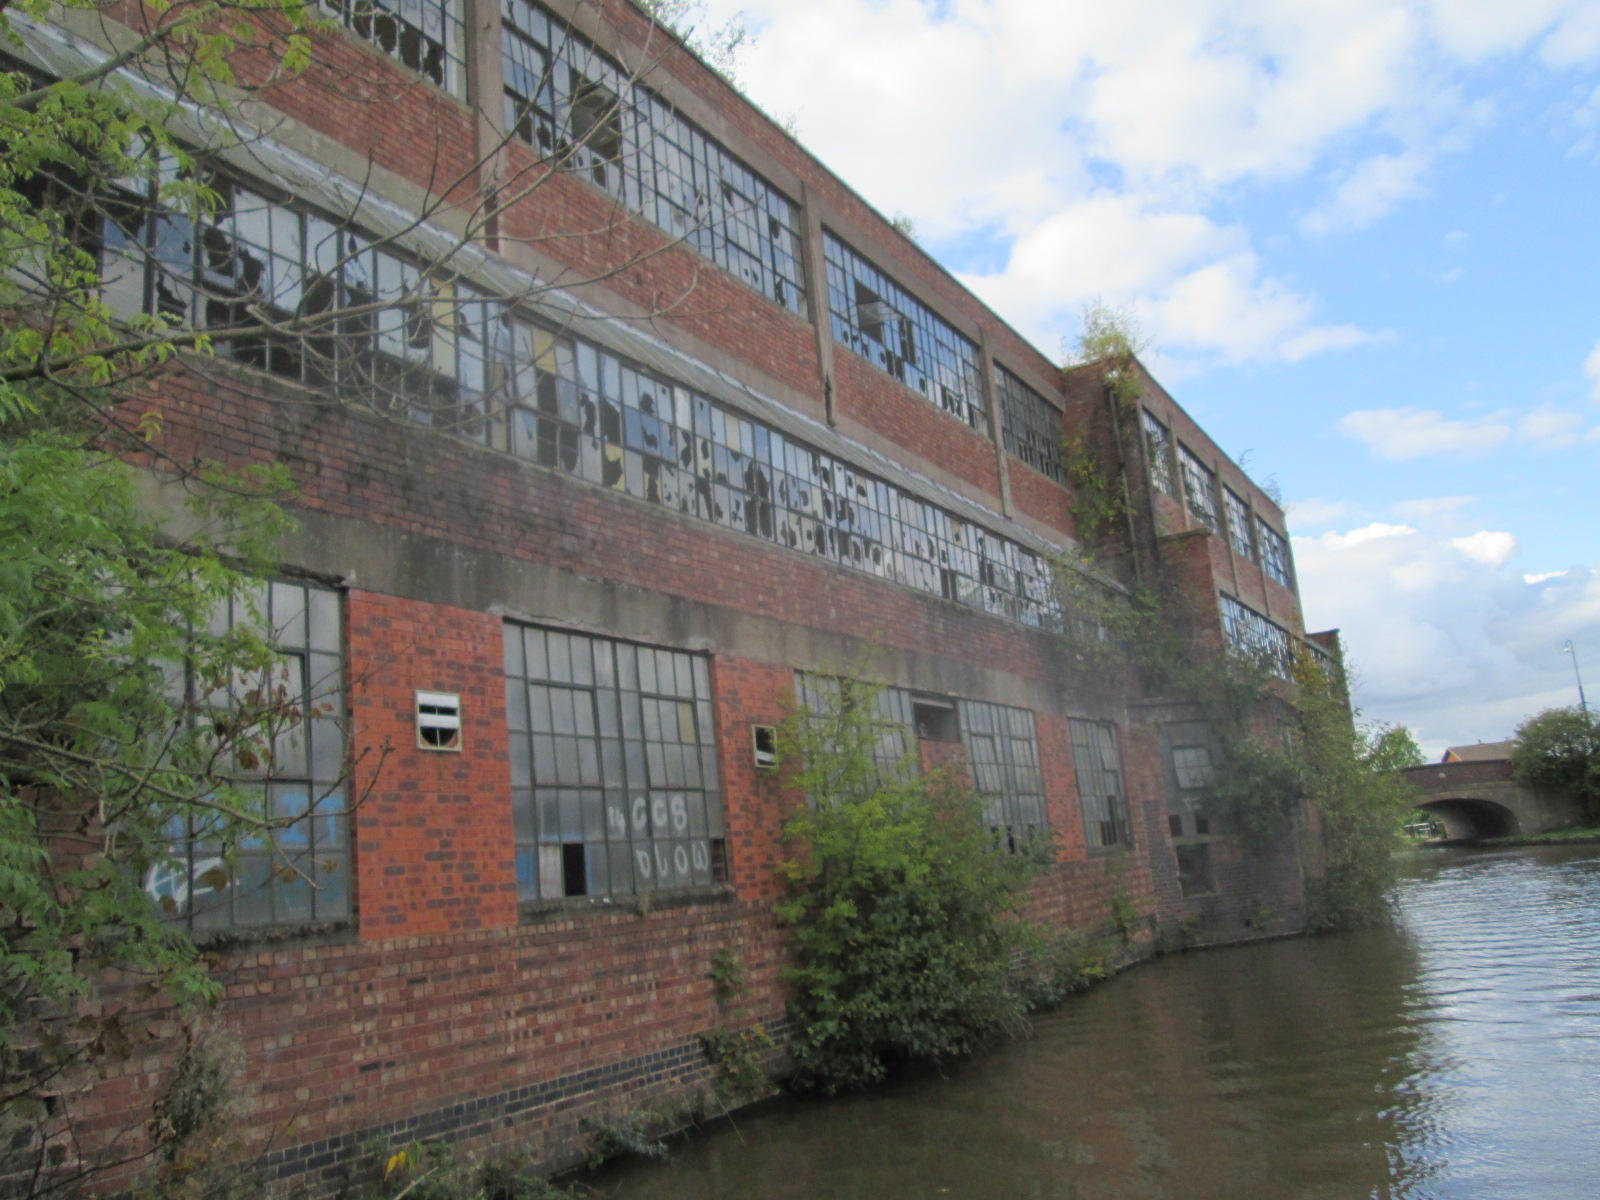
[582,844,1600,1200]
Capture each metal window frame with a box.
[505,624,726,901]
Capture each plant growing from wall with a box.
[1060,303,1148,556]
[697,946,774,1104]
[776,677,1039,1093]
[1293,659,1419,929]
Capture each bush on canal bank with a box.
[775,677,1043,1093]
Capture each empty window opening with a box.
[561,842,588,896]
[1175,843,1215,897]
[912,698,959,743]
[752,724,778,769]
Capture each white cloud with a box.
[715,0,1564,367]
[1451,530,1519,565]
[1338,407,1512,459]
[1525,569,1569,583]
[1301,151,1431,234]
[1518,403,1588,449]
[1539,1,1600,65]
[1294,523,1600,754]
[1421,0,1579,60]
[1285,498,1351,527]
[710,0,1600,370]
[1393,494,1474,520]
[1585,338,1600,402]
[1321,521,1419,548]
[1144,253,1378,364]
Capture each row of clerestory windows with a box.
[322,0,1167,502]
[500,0,807,315]
[91,161,1063,629]
[822,232,987,429]
[1142,410,1293,587]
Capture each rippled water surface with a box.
[591,845,1600,1199]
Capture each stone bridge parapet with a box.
[1400,758,1586,839]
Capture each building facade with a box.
[10,0,1337,1189]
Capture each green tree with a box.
[2,0,778,1183]
[0,0,350,1190]
[1510,706,1600,815]
[1295,662,1418,929]
[776,677,1040,1092]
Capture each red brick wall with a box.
[347,591,519,938]
[710,656,796,903]
[830,353,1003,498]
[1008,459,1078,542]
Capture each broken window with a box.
[500,0,806,314]
[912,696,959,743]
[1069,719,1132,851]
[1257,518,1292,587]
[505,626,726,901]
[997,366,1066,484]
[1220,594,1292,678]
[1223,486,1255,561]
[960,700,1048,853]
[1173,843,1215,897]
[1142,410,1174,496]
[822,232,985,429]
[324,0,466,94]
[1162,720,1216,847]
[154,581,349,930]
[104,174,493,429]
[1178,443,1218,529]
[484,315,1060,629]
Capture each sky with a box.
[685,0,1600,758]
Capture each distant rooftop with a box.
[1441,741,1516,764]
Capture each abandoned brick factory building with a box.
[11,0,1342,1188]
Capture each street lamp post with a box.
[1567,640,1589,715]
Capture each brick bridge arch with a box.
[1401,757,1586,840]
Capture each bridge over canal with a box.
[1400,749,1587,840]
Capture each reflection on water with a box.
[592,845,1600,1199]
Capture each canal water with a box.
[590,844,1600,1199]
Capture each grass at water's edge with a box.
[1409,827,1600,849]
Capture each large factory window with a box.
[505,625,726,900]
[1069,719,1132,851]
[150,581,349,930]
